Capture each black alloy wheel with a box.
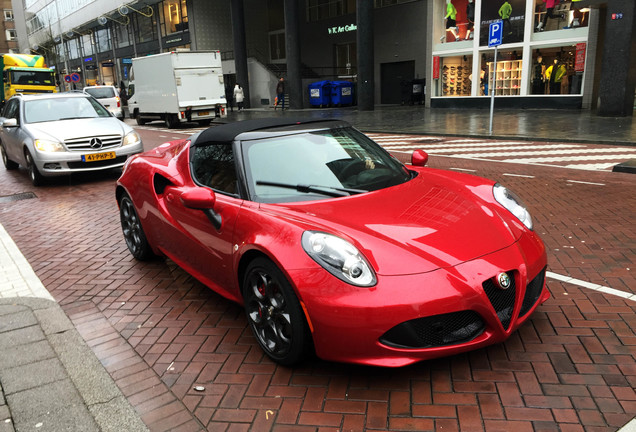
[243,257,311,366]
[119,193,154,260]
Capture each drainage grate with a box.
[0,192,37,203]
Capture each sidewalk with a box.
[223,105,636,146]
[0,224,148,432]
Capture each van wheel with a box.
[165,114,179,129]
[134,110,146,125]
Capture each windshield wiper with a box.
[58,116,94,120]
[256,180,367,197]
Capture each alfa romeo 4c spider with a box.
[116,118,549,367]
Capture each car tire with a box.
[165,114,179,129]
[243,257,311,366]
[119,193,155,260]
[1,144,18,170]
[24,150,45,186]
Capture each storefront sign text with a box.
[328,24,357,35]
[575,43,586,72]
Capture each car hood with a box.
[264,170,521,275]
[27,118,129,141]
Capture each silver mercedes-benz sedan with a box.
[0,92,143,186]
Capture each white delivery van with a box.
[127,50,227,128]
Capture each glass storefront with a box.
[433,0,590,100]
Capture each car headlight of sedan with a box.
[493,183,533,230]
[302,231,376,287]
[34,139,64,152]
[123,131,141,146]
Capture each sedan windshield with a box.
[24,97,111,123]
[242,127,411,203]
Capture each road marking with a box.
[449,167,477,172]
[567,180,606,186]
[503,154,636,163]
[503,173,535,178]
[547,272,636,302]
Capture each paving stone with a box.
[0,358,67,395]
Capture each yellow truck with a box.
[1,54,57,106]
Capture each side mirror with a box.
[180,187,216,209]
[1,118,17,128]
[411,149,429,167]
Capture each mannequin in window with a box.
[532,56,545,94]
[499,1,513,37]
[442,0,459,42]
[545,58,567,94]
[536,0,564,32]
[466,0,475,40]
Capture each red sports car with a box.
[116,118,548,367]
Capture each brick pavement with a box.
[0,139,634,431]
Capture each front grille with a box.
[65,134,122,152]
[519,267,547,317]
[482,271,517,330]
[67,155,128,169]
[380,310,485,349]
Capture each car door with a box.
[0,98,26,165]
[160,143,244,297]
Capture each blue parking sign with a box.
[489,21,503,47]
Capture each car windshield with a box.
[24,97,111,123]
[242,126,412,203]
[84,87,116,99]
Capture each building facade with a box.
[10,0,636,115]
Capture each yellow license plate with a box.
[82,152,116,162]
[197,111,209,116]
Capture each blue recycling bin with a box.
[308,80,331,107]
[330,81,354,106]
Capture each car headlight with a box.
[123,131,141,146]
[493,183,533,230]
[34,139,64,152]
[301,231,376,287]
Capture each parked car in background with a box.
[0,93,143,186]
[83,85,124,120]
[116,118,549,367]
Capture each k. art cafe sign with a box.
[328,24,357,35]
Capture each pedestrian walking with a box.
[275,77,285,110]
[234,83,245,111]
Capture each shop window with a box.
[534,0,589,33]
[484,51,522,96]
[161,0,188,35]
[135,13,157,44]
[335,42,356,76]
[114,22,131,48]
[529,46,583,95]
[269,31,286,62]
[439,55,472,97]
[478,0,525,46]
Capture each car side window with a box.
[191,144,238,195]
[3,99,19,120]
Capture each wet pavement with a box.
[221,105,636,146]
[0,105,635,431]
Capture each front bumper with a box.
[34,143,144,176]
[289,231,549,367]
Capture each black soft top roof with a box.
[191,118,345,147]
